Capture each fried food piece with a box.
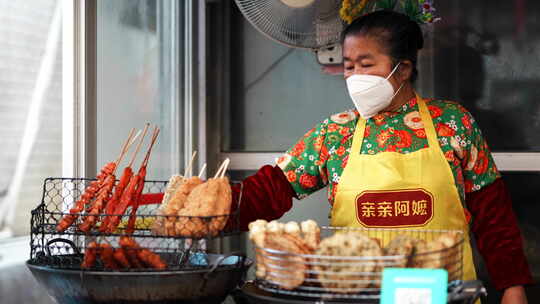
[248,220,269,278]
[369,234,416,289]
[56,163,115,232]
[410,239,446,269]
[79,174,116,232]
[81,241,99,269]
[100,167,133,233]
[126,165,148,235]
[248,220,320,282]
[165,177,203,236]
[264,233,310,290]
[175,178,219,237]
[411,232,462,279]
[100,243,119,269]
[284,221,301,237]
[384,234,416,267]
[113,248,132,268]
[315,231,382,293]
[248,219,268,231]
[106,174,140,233]
[208,177,232,235]
[300,220,320,251]
[119,237,144,269]
[138,249,167,269]
[162,175,185,206]
[266,220,285,234]
[119,236,166,270]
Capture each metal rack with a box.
[29,177,243,271]
[254,227,464,301]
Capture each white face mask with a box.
[346,63,404,119]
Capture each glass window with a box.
[223,1,540,153]
[0,0,62,238]
[222,5,350,152]
[422,0,540,152]
[96,0,183,180]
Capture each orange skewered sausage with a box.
[79,174,116,232]
[100,243,119,269]
[81,241,99,269]
[99,167,133,233]
[119,236,144,268]
[119,236,166,270]
[138,248,167,270]
[107,174,140,233]
[126,166,147,235]
[56,163,115,232]
[113,248,132,268]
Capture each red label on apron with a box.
[355,189,434,227]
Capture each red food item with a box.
[107,174,140,233]
[112,248,132,268]
[79,175,115,232]
[99,167,133,232]
[56,162,116,232]
[100,243,119,269]
[126,166,147,235]
[81,241,99,269]
[119,236,166,270]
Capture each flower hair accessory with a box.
[340,0,441,25]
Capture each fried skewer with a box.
[78,129,142,232]
[120,236,166,270]
[163,151,202,235]
[175,159,230,237]
[112,248,132,268]
[101,124,149,233]
[126,127,160,235]
[100,243,119,269]
[81,241,99,269]
[106,127,157,233]
[56,129,136,232]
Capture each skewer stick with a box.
[141,126,160,168]
[128,124,150,168]
[183,151,197,177]
[213,160,225,179]
[115,129,142,169]
[114,128,135,167]
[198,163,207,179]
[213,158,230,179]
[220,158,230,178]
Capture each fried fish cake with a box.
[264,233,310,290]
[314,231,382,293]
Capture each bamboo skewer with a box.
[220,159,230,178]
[184,151,197,178]
[213,158,230,179]
[141,126,160,168]
[198,163,207,178]
[114,129,142,173]
[128,124,150,168]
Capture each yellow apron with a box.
[332,95,476,281]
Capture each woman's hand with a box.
[501,285,527,304]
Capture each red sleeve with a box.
[466,177,534,290]
[230,165,296,231]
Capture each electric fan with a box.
[233,0,345,64]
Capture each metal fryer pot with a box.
[27,253,252,304]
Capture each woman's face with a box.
[343,34,403,90]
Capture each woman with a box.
[232,10,532,303]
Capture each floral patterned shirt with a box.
[276,97,500,206]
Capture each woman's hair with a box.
[342,10,424,82]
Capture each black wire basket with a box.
[29,177,243,272]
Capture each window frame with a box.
[62,0,96,178]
